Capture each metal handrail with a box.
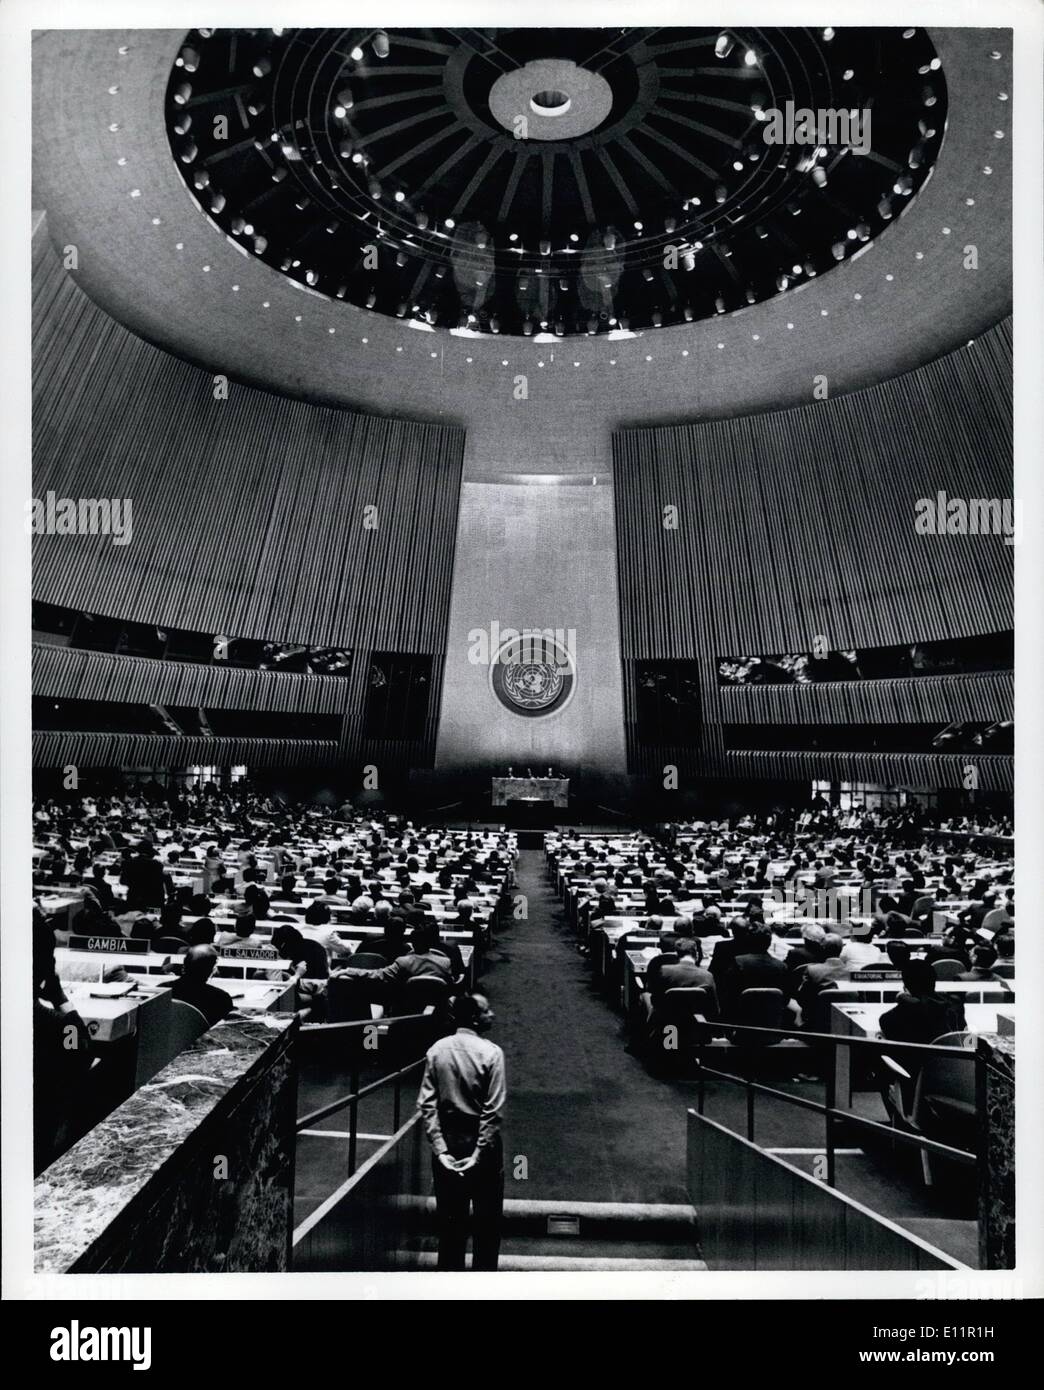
[695,1064,976,1169]
[300,1011,432,1036]
[691,1019,982,1188]
[689,1019,982,1060]
[295,1010,436,1177]
[296,1056,427,1132]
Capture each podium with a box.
[491,776,569,809]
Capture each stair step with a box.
[391,1251,708,1272]
[385,1195,698,1242]
[402,1234,700,1262]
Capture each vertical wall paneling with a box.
[614,320,1013,782]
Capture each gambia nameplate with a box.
[68,935,148,954]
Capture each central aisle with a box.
[479,846,695,1205]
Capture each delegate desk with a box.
[492,776,569,809]
[831,1001,1016,1107]
[623,947,663,1017]
[826,978,1015,1007]
[61,981,174,1089]
[621,948,989,1026]
[37,893,84,931]
[151,976,297,1014]
[56,946,296,1014]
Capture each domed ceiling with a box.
[32,26,1010,426]
[165,26,948,336]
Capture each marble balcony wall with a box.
[34,1015,298,1274]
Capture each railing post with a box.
[825,1058,837,1187]
[697,1066,705,1116]
[347,1063,359,1178]
[746,1076,755,1142]
[393,1070,402,1132]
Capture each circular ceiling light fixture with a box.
[489,59,612,141]
[530,89,571,117]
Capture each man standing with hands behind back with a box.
[417,992,506,1271]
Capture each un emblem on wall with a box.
[490,633,576,718]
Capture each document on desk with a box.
[87,981,137,998]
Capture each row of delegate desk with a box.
[46,921,486,1134]
[39,823,518,1102]
[38,824,511,945]
[544,831,1015,1048]
[52,946,298,1096]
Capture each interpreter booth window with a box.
[364,654,433,740]
[812,781,939,812]
[635,660,702,746]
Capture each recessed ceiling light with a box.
[744,50,758,66]
[262,301,270,308]
[853,293,862,300]
[394,190,405,202]
[786,323,794,329]
[717,342,724,349]
[998,92,1008,101]
[351,46,364,61]
[994,130,1005,139]
[885,274,894,281]
[682,350,689,357]
[444,218,455,229]
[820,308,828,315]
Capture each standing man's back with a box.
[417,993,506,1271]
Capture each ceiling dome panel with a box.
[165,26,948,336]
